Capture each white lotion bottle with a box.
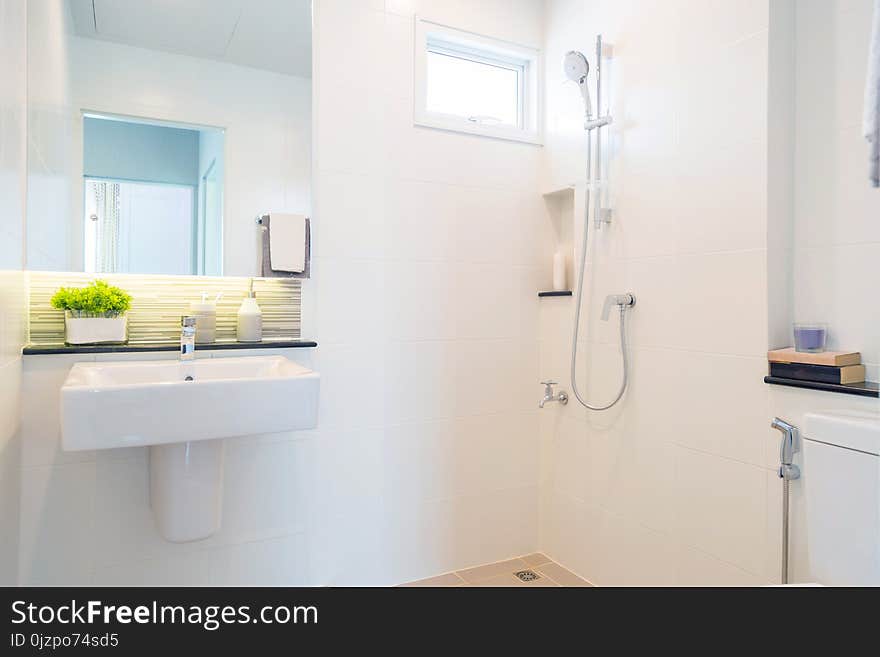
[236,286,262,342]
[552,251,567,291]
[190,292,219,344]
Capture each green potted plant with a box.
[50,280,132,345]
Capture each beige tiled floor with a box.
[401,554,592,587]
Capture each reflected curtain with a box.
[91,181,120,272]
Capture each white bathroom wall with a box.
[307,0,546,585]
[792,0,880,381]
[16,0,546,586]
[26,31,311,277]
[0,0,28,585]
[539,0,784,585]
[767,0,795,351]
[26,0,75,272]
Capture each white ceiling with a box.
[68,0,312,78]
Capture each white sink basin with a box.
[59,354,320,543]
[61,355,319,451]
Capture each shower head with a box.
[564,50,592,118]
[564,50,589,82]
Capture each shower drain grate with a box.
[514,570,541,582]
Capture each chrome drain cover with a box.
[514,570,541,582]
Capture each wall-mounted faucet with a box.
[539,380,569,408]
[180,316,196,363]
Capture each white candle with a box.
[552,251,566,291]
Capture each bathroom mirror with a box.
[81,114,225,276]
[26,0,312,277]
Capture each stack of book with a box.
[767,348,865,385]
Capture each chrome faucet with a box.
[539,380,569,408]
[180,316,196,362]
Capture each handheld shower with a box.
[564,38,634,412]
[564,51,592,118]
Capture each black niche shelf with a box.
[538,290,573,298]
[764,376,879,398]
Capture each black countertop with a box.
[23,340,318,356]
[764,376,879,398]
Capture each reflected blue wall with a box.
[83,117,199,186]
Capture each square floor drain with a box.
[514,570,541,582]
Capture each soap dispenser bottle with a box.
[236,280,263,343]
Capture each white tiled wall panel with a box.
[793,0,880,376]
[307,0,545,585]
[0,0,27,585]
[538,0,782,586]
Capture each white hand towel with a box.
[863,0,880,187]
[269,213,306,273]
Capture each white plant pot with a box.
[64,313,128,345]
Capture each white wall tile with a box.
[630,348,770,467]
[0,0,27,586]
[19,462,97,585]
[789,0,880,387]
[627,250,767,356]
[587,416,675,534]
[674,545,765,586]
[384,0,543,47]
[314,258,387,344]
[591,508,677,587]
[793,243,880,367]
[91,550,214,587]
[383,261,458,341]
[672,446,768,576]
[313,172,386,260]
[21,354,97,468]
[209,534,313,586]
[384,340,456,424]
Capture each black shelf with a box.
[764,376,879,398]
[23,339,318,356]
[538,290,573,298]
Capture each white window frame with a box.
[414,18,543,145]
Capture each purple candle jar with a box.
[794,323,827,353]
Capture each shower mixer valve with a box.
[600,293,636,320]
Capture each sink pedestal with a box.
[150,440,225,542]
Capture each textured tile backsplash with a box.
[27,272,302,345]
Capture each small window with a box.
[414,19,542,144]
